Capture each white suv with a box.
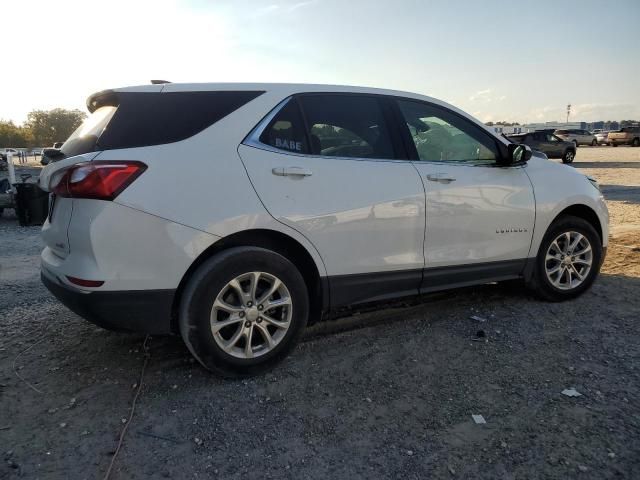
[39,83,609,375]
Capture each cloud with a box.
[254,0,317,16]
[469,88,492,102]
[289,0,317,11]
[468,89,507,105]
[525,103,640,123]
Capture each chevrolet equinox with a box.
[39,83,609,375]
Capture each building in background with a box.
[490,120,628,133]
[486,124,525,135]
[523,121,587,132]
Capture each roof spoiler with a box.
[86,89,119,113]
[86,81,171,112]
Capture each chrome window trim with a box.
[241,95,509,167]
[241,95,408,164]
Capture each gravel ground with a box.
[1,147,639,479]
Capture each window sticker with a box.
[275,138,303,151]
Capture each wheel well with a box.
[555,205,603,242]
[170,229,325,332]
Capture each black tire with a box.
[562,149,576,163]
[591,139,597,146]
[527,215,603,302]
[632,138,640,147]
[573,140,579,149]
[612,143,618,147]
[179,246,309,377]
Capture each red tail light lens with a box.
[52,161,147,200]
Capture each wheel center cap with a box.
[246,307,259,322]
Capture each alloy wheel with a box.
[210,272,293,359]
[545,231,593,290]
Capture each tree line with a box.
[0,108,87,148]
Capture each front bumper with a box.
[42,271,176,334]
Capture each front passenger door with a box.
[394,99,535,289]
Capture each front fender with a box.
[525,157,609,257]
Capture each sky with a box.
[1,0,639,125]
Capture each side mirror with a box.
[508,143,532,164]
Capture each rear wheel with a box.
[179,247,309,376]
[591,139,597,146]
[573,140,579,149]
[562,149,575,163]
[527,215,602,301]
[632,138,640,147]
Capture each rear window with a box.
[61,90,263,157]
[555,130,568,135]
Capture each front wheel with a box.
[179,247,309,376]
[527,215,603,301]
[562,150,576,163]
[632,138,640,147]
[591,139,597,146]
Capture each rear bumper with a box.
[42,271,175,334]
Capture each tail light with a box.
[51,161,147,200]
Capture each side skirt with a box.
[326,259,530,310]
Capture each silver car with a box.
[554,129,597,147]
[594,130,611,145]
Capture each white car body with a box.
[39,83,609,337]
[595,131,611,145]
[554,129,597,147]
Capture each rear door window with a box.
[298,94,397,160]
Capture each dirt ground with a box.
[1,147,639,479]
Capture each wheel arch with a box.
[171,229,327,332]
[552,204,603,242]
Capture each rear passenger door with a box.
[238,94,426,306]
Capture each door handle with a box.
[272,166,313,177]
[426,173,456,184]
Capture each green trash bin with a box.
[14,182,50,226]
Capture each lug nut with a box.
[239,311,245,318]
[247,301,253,307]
[256,317,262,324]
[257,305,263,311]
[245,321,252,328]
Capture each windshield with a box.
[60,105,117,157]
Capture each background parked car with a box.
[40,142,65,165]
[0,148,21,161]
[594,130,611,145]
[507,130,577,163]
[608,126,640,147]
[554,129,597,147]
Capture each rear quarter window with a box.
[98,91,264,150]
[63,90,264,156]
